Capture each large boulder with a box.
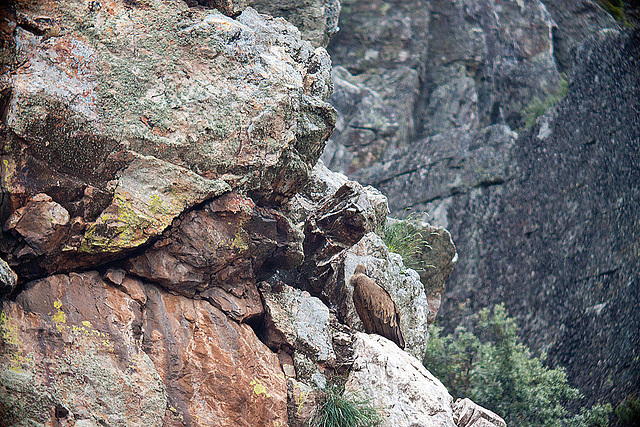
[247,0,341,47]
[0,257,17,295]
[0,1,335,278]
[343,333,495,427]
[141,282,288,426]
[0,271,288,426]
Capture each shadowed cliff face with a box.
[324,0,638,407]
[444,30,640,406]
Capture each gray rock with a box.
[322,66,414,174]
[540,0,619,72]
[246,0,341,47]
[299,177,389,302]
[261,283,337,365]
[345,332,457,427]
[1,1,335,278]
[0,257,17,295]
[453,398,506,427]
[356,125,518,225]
[439,29,640,405]
[343,233,432,359]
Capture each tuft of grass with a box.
[596,0,628,24]
[309,383,381,427]
[383,217,432,273]
[522,77,568,129]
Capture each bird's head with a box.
[354,264,367,275]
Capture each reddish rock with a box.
[0,271,289,426]
[4,193,70,257]
[0,272,166,426]
[127,192,302,321]
[142,285,288,427]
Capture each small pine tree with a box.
[424,305,611,426]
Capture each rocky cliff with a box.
[0,1,505,426]
[323,0,638,408]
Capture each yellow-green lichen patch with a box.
[0,309,34,372]
[49,300,114,353]
[250,378,271,398]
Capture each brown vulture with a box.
[350,264,406,349]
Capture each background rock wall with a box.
[324,0,639,407]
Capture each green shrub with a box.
[309,383,381,427]
[383,217,431,273]
[615,394,640,426]
[596,0,627,23]
[424,304,612,426]
[522,77,568,128]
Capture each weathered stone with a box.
[142,285,288,427]
[285,160,349,225]
[345,332,457,427]
[261,283,336,365]
[287,378,319,427]
[0,270,290,425]
[541,0,618,72]
[321,66,412,174]
[247,0,341,47]
[301,180,388,297]
[353,125,518,224]
[385,218,458,302]
[4,193,70,257]
[436,29,640,406]
[127,192,302,321]
[0,272,167,426]
[0,257,17,295]
[0,1,335,277]
[453,398,506,427]
[187,0,248,17]
[342,233,432,359]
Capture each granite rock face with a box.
[0,0,335,278]
[323,0,615,175]
[440,29,640,405]
[324,0,634,406]
[344,333,454,427]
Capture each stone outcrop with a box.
[0,0,481,425]
[0,271,287,426]
[0,0,335,279]
[344,333,506,427]
[0,257,16,295]
[323,0,616,175]
[291,164,457,359]
[246,0,341,47]
[453,398,506,427]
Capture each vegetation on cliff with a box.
[309,382,381,427]
[425,305,613,426]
